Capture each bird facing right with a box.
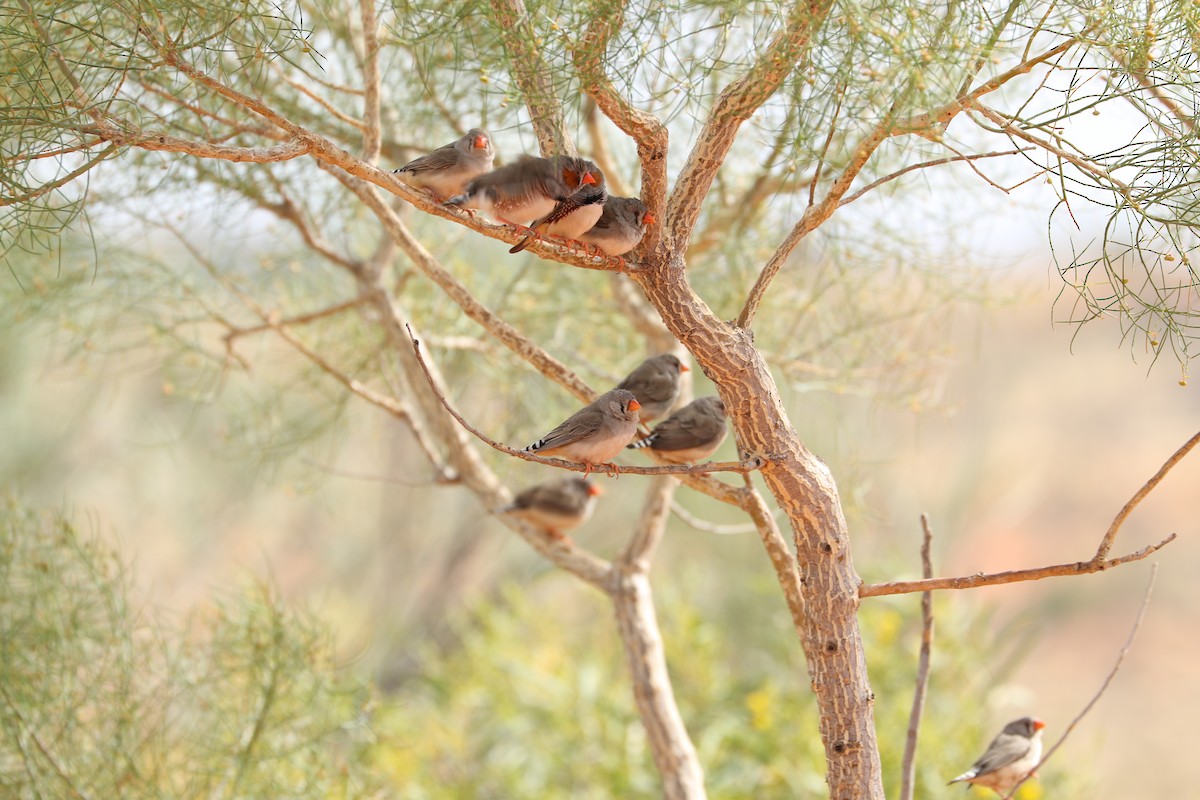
[578,196,656,258]
[615,353,688,424]
[392,128,494,202]
[521,388,642,474]
[948,717,1045,797]
[447,154,602,229]
[498,477,602,538]
[627,396,727,464]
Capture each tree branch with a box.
[407,329,763,477]
[1095,429,1200,561]
[574,2,669,245]
[863,428,1197,598]
[325,166,600,402]
[358,0,382,164]
[664,0,835,248]
[898,513,935,800]
[486,0,575,156]
[608,473,708,798]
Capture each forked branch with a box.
[861,430,1198,598]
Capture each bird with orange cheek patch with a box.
[578,196,656,264]
[628,396,728,464]
[498,477,603,538]
[392,128,494,202]
[616,353,688,424]
[448,155,603,232]
[522,389,642,476]
[949,717,1046,798]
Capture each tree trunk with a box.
[632,254,884,798]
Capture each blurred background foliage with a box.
[0,496,1085,799]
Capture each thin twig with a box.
[838,149,1031,208]
[407,329,763,477]
[860,533,1174,598]
[1002,564,1159,800]
[899,513,935,800]
[1095,429,1200,561]
[670,501,760,535]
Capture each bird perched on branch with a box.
[522,389,641,475]
[948,717,1046,797]
[578,196,656,259]
[447,155,603,230]
[392,128,494,202]
[616,354,688,424]
[509,180,608,254]
[627,396,727,464]
[498,477,602,538]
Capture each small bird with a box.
[615,354,688,424]
[392,128,494,202]
[578,196,656,258]
[627,396,728,464]
[949,717,1046,797]
[498,477,603,537]
[508,181,608,254]
[447,155,602,229]
[522,388,642,475]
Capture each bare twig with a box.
[1003,564,1159,800]
[407,329,762,477]
[1095,430,1200,561]
[898,514,935,800]
[838,149,1031,208]
[862,429,1198,597]
[670,501,759,535]
[860,534,1174,598]
[222,297,366,347]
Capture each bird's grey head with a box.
[1002,717,1045,738]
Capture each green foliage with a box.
[376,579,1088,798]
[0,498,384,799]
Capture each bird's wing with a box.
[972,733,1033,776]
[398,143,459,173]
[526,408,604,452]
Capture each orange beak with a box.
[1032,719,1046,731]
[628,398,642,412]
[586,483,604,497]
[473,134,488,149]
[581,171,597,186]
[643,212,656,225]
[680,363,690,372]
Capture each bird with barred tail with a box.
[498,477,602,538]
[522,389,641,475]
[447,155,603,229]
[628,396,727,464]
[578,196,656,259]
[616,353,688,424]
[509,180,608,254]
[392,128,494,202]
[948,717,1045,797]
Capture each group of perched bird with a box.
[394,131,714,539]
[396,132,1047,797]
[505,354,728,538]
[393,127,655,266]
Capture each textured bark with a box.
[630,252,884,799]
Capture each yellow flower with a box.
[745,686,774,731]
